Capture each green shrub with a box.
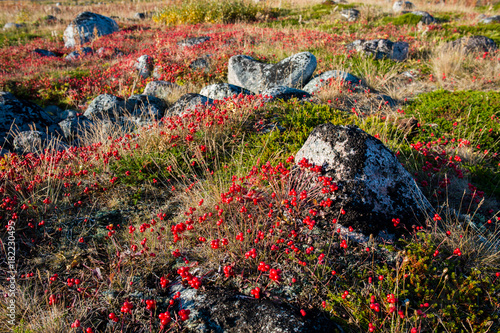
[153,0,266,25]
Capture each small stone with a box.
[134,12,146,20]
[341,9,360,22]
[177,36,211,47]
[393,1,414,12]
[303,70,361,94]
[135,55,154,78]
[479,15,500,24]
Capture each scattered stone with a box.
[3,23,24,30]
[376,94,397,108]
[347,39,409,61]
[170,285,339,333]
[168,93,214,117]
[177,36,211,47]
[13,131,47,154]
[63,12,119,48]
[479,15,500,24]
[341,9,360,22]
[126,94,167,122]
[447,35,498,53]
[189,56,211,71]
[409,11,435,24]
[134,12,146,20]
[58,113,93,142]
[83,94,129,120]
[44,15,58,23]
[228,52,317,93]
[200,83,253,100]
[303,70,361,94]
[393,1,414,12]
[33,49,57,57]
[0,92,62,149]
[46,6,62,14]
[135,55,154,78]
[65,47,93,61]
[261,86,311,102]
[143,81,178,100]
[97,47,123,58]
[295,124,431,236]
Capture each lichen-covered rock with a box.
[261,86,311,102]
[126,94,167,121]
[295,124,431,236]
[393,1,414,12]
[65,47,93,61]
[58,113,93,142]
[409,11,435,24]
[228,52,317,93]
[479,15,500,24]
[33,49,57,57]
[200,83,253,100]
[143,81,177,101]
[168,93,214,117]
[13,130,67,154]
[63,12,119,48]
[135,55,154,78]
[83,94,129,119]
[302,70,361,94]
[347,39,409,61]
[3,23,24,30]
[0,92,62,149]
[447,35,498,53]
[341,9,360,22]
[170,285,340,333]
[177,36,210,47]
[189,56,211,71]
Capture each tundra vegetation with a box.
[0,0,499,332]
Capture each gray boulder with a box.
[65,47,93,61]
[448,35,498,53]
[177,36,210,47]
[199,83,253,100]
[135,55,154,78]
[393,1,414,12]
[127,94,167,121]
[58,113,93,142]
[228,52,317,93]
[33,49,57,57]
[347,39,409,61]
[168,93,214,117]
[0,92,62,149]
[261,86,311,102]
[479,15,500,24]
[410,11,435,24]
[3,23,24,30]
[134,12,146,20]
[143,81,177,100]
[83,94,129,119]
[44,105,71,123]
[295,124,431,236]
[13,131,47,154]
[189,56,211,71]
[341,9,360,22]
[303,70,361,94]
[63,12,119,48]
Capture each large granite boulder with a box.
[63,12,119,48]
[302,70,361,94]
[347,39,409,61]
[228,52,317,93]
[83,94,129,120]
[447,35,498,53]
[200,83,253,100]
[168,93,214,117]
[0,92,62,149]
[143,81,178,101]
[295,124,431,236]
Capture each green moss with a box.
[382,13,423,26]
